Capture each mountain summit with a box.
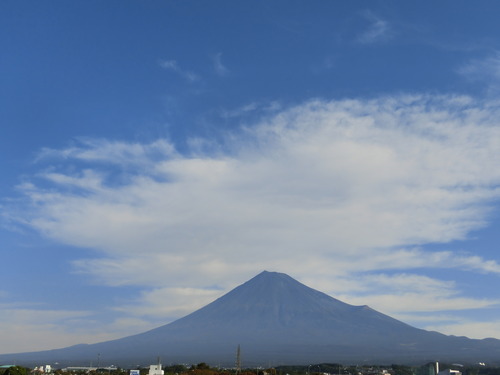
[2,271,500,367]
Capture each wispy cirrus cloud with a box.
[219,101,282,120]
[159,59,200,82]
[8,94,500,339]
[357,11,392,44]
[38,138,176,164]
[457,52,500,93]
[212,52,229,77]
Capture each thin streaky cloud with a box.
[425,320,500,340]
[357,11,392,44]
[457,51,500,93]
[159,59,200,82]
[220,102,260,119]
[212,52,229,76]
[220,101,283,120]
[458,53,500,79]
[37,139,177,172]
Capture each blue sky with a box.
[3,0,500,355]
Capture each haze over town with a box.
[2,1,500,356]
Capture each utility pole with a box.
[235,345,241,375]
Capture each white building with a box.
[148,363,164,375]
[438,370,461,375]
[34,365,52,373]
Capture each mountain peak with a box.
[181,270,356,326]
[256,269,280,276]
[244,270,300,288]
[251,270,293,282]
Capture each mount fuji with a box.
[2,271,500,367]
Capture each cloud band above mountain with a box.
[8,94,500,341]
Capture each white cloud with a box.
[329,272,500,338]
[0,305,107,353]
[212,52,229,76]
[159,59,200,82]
[357,11,392,44]
[457,52,500,94]
[37,138,176,168]
[113,286,224,321]
[219,101,282,120]
[425,320,500,340]
[0,302,162,353]
[336,272,499,314]
[458,52,500,80]
[9,94,500,339]
[220,102,259,119]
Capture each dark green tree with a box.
[4,367,28,375]
[392,365,414,375]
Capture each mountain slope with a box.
[2,271,500,367]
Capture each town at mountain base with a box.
[2,271,500,367]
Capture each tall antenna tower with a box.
[235,344,241,375]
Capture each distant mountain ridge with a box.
[2,271,500,367]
